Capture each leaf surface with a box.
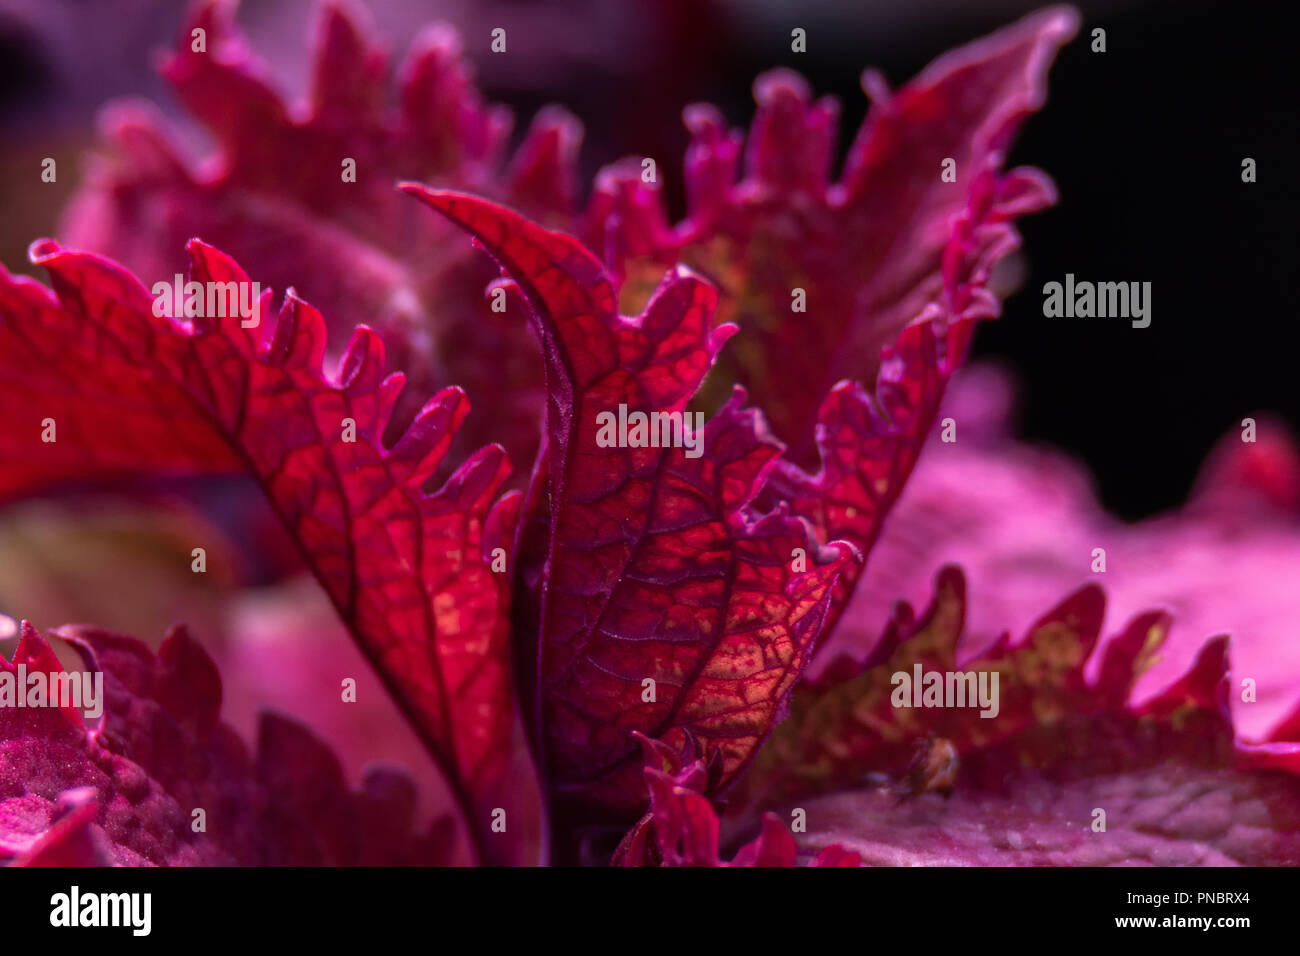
[1,622,455,865]
[409,187,854,819]
[0,242,528,862]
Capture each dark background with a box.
[667,0,1300,521]
[1,0,1295,520]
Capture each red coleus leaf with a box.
[579,7,1076,643]
[2,622,454,865]
[760,311,974,633]
[408,187,856,821]
[62,0,581,469]
[62,2,1074,494]
[735,566,1300,865]
[4,2,1090,867]
[583,6,1077,458]
[0,242,527,863]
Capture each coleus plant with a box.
[2,0,1297,868]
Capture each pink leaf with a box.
[408,187,855,824]
[62,0,582,471]
[0,241,530,863]
[2,622,455,865]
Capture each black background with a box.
[665,0,1299,521]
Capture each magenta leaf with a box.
[62,2,1076,492]
[837,372,1300,743]
[63,0,582,469]
[575,8,1077,646]
[2,622,454,865]
[737,567,1300,865]
[407,187,855,821]
[796,763,1300,866]
[1,1,1212,870]
[582,7,1077,456]
[0,241,529,863]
